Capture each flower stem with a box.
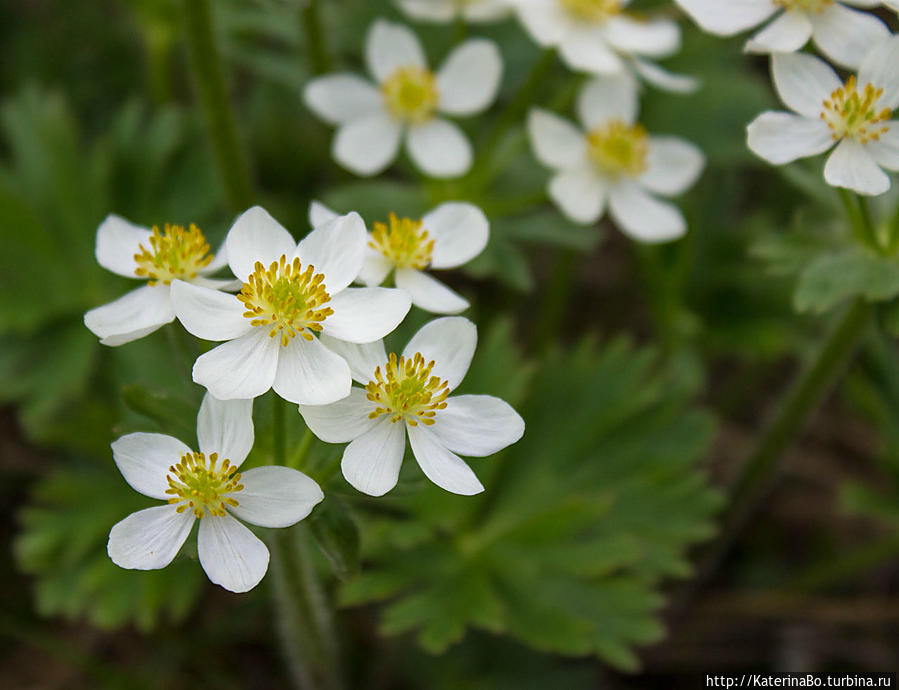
[273,394,286,466]
[839,188,878,252]
[299,0,331,76]
[182,0,254,212]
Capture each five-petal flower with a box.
[304,19,502,178]
[528,74,705,242]
[298,317,525,497]
[107,393,323,593]
[171,206,411,404]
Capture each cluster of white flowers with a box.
[676,0,899,196]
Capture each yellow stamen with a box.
[558,0,622,21]
[381,67,439,124]
[370,213,434,270]
[820,75,892,145]
[165,451,243,519]
[366,352,450,426]
[133,223,213,286]
[238,255,334,347]
[773,0,834,12]
[586,120,649,177]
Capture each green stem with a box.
[839,188,877,251]
[273,394,286,466]
[287,428,315,470]
[300,0,331,76]
[183,0,254,212]
[532,248,579,354]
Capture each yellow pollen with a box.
[165,451,243,519]
[133,223,213,286]
[586,120,649,177]
[820,76,892,145]
[381,67,439,124]
[773,0,834,12]
[366,352,450,426]
[558,0,622,21]
[238,255,334,347]
[370,213,434,270]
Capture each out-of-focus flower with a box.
[527,74,705,242]
[304,19,502,178]
[171,206,411,404]
[107,393,323,593]
[310,201,488,314]
[396,0,512,23]
[885,0,898,12]
[512,0,696,92]
[298,317,525,497]
[84,216,235,346]
[675,0,889,69]
[747,38,899,197]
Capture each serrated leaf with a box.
[795,247,899,314]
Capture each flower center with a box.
[366,352,450,426]
[165,451,243,519]
[820,76,892,145]
[773,0,834,12]
[586,120,649,177]
[381,67,439,124]
[370,213,434,270]
[557,0,622,22]
[238,256,334,347]
[133,223,213,285]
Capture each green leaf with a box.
[308,496,361,581]
[795,247,899,314]
[121,384,199,445]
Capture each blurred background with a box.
[2,0,899,687]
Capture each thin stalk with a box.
[273,394,286,466]
[183,0,254,212]
[300,0,331,75]
[287,428,315,471]
[839,188,877,251]
[532,247,579,354]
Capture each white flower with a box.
[512,0,696,92]
[885,0,899,11]
[527,74,705,242]
[108,393,323,593]
[396,0,513,23]
[84,216,236,346]
[310,200,488,314]
[675,0,889,69]
[747,38,899,197]
[171,206,412,404]
[298,317,525,497]
[303,19,503,178]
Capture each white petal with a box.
[859,35,899,109]
[406,118,473,178]
[108,505,194,571]
[95,214,150,278]
[395,268,469,314]
[321,287,411,343]
[170,280,251,342]
[295,211,366,294]
[402,316,476,390]
[431,394,524,457]
[744,10,812,54]
[516,0,570,46]
[674,0,777,35]
[396,0,455,22]
[228,466,323,528]
[197,393,254,465]
[527,109,587,171]
[629,57,699,94]
[577,73,640,129]
[559,27,624,75]
[318,334,387,384]
[198,513,269,593]
[272,335,352,405]
[84,285,175,346]
[608,182,687,243]
[112,432,192,500]
[407,424,483,495]
[464,0,512,21]
[437,39,502,116]
[867,125,899,170]
[549,165,608,225]
[771,52,841,118]
[334,113,403,177]
[200,241,231,275]
[824,139,891,196]
[366,19,427,82]
[422,202,489,269]
[640,137,706,197]
[303,74,382,125]
[341,419,406,497]
[299,387,379,443]
[225,206,297,283]
[193,327,281,400]
[810,4,890,70]
[604,16,681,58]
[357,248,395,286]
[746,111,835,164]
[309,200,340,228]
